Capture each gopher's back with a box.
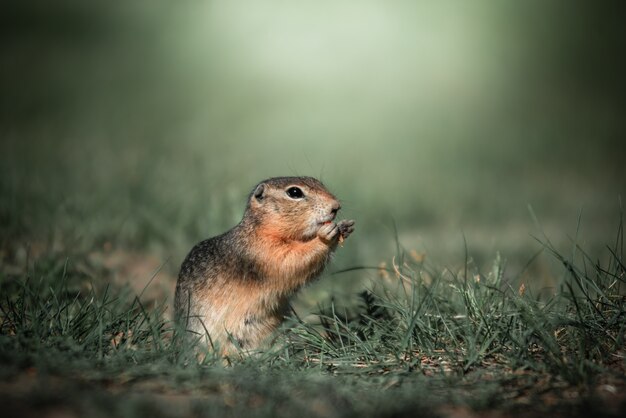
[174,234,224,322]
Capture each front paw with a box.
[317,221,339,243]
[337,219,355,242]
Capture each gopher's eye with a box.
[286,186,304,199]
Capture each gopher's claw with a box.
[318,219,355,245]
[318,221,339,243]
[337,219,355,242]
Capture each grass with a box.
[1,215,624,418]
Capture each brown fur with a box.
[174,176,355,354]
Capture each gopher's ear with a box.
[253,183,265,201]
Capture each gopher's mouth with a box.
[317,212,338,225]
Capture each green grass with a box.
[1,216,624,417]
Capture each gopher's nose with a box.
[330,202,341,216]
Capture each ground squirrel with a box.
[175,176,355,354]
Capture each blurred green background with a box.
[1,1,625,289]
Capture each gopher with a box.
[174,176,355,353]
